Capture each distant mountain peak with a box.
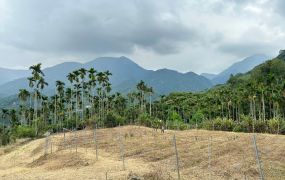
[185,71,197,76]
[119,56,130,60]
[156,68,178,73]
[212,54,270,85]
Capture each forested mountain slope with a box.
[154,50,285,134]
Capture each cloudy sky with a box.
[0,0,284,74]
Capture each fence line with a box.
[39,127,283,179]
[252,134,264,180]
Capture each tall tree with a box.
[28,63,46,135]
[18,89,30,125]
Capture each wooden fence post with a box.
[94,124,98,160]
[252,134,264,180]
[173,135,181,180]
[50,142,53,154]
[75,130,78,154]
[119,125,125,170]
[44,134,49,155]
[208,136,212,180]
[85,128,88,153]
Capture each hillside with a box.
[152,50,285,136]
[115,69,212,95]
[200,73,217,80]
[0,68,29,86]
[0,126,284,179]
[212,54,269,85]
[234,50,285,84]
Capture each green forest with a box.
[1,51,285,145]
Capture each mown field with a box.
[0,126,284,179]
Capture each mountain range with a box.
[203,54,270,85]
[0,54,270,100]
[0,56,212,99]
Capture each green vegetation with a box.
[153,53,285,134]
[1,51,285,146]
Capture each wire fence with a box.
[42,126,285,179]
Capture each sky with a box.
[0,0,284,74]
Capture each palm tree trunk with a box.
[227,103,230,119]
[34,91,38,135]
[81,82,84,122]
[262,91,265,122]
[29,95,32,126]
[149,94,152,116]
[59,95,62,131]
[76,91,78,129]
[53,94,57,124]
[253,99,256,121]
[250,99,253,119]
[221,102,224,119]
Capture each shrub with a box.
[63,118,77,129]
[137,113,152,127]
[105,112,126,128]
[168,111,183,122]
[166,111,189,130]
[201,120,213,130]
[166,120,188,130]
[15,126,36,138]
[179,123,189,130]
[268,118,282,134]
[152,118,162,129]
[254,120,267,133]
[233,124,244,132]
[279,121,285,135]
[191,110,205,125]
[85,117,96,127]
[0,128,12,145]
[240,115,253,132]
[212,118,234,131]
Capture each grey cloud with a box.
[208,0,251,14]
[0,0,193,55]
[217,24,283,57]
[275,0,285,17]
[218,42,276,57]
[0,0,284,74]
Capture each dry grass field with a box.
[0,126,284,180]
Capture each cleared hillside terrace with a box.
[0,126,284,179]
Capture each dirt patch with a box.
[0,139,32,155]
[142,165,174,180]
[30,141,44,156]
[27,152,90,170]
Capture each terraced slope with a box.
[0,126,284,179]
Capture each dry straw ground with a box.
[0,125,284,179]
